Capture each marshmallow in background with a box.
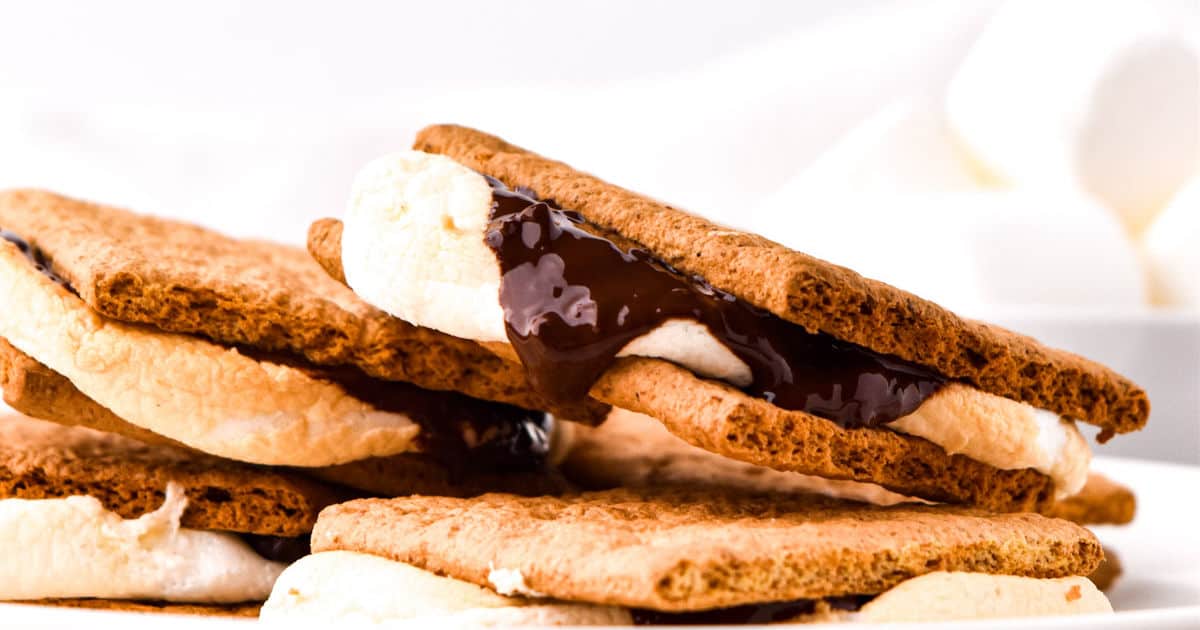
[947,0,1200,235]
[752,188,1147,315]
[766,97,979,202]
[1143,177,1200,308]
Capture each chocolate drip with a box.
[1,229,72,289]
[240,534,311,564]
[630,594,873,625]
[238,349,552,477]
[326,369,551,476]
[484,179,945,429]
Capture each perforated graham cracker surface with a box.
[313,488,1102,611]
[0,413,339,536]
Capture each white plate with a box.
[1,456,1197,629]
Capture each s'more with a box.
[306,124,1150,512]
[0,193,575,497]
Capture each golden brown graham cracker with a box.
[0,342,568,499]
[313,488,1102,612]
[311,453,572,499]
[414,124,1148,441]
[23,599,260,617]
[1089,548,1123,591]
[0,413,341,536]
[564,409,1133,526]
[1045,473,1137,526]
[0,189,606,424]
[308,221,1056,512]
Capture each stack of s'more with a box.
[0,124,1147,625]
[261,125,1146,625]
[0,192,576,614]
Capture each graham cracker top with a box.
[414,124,1149,439]
[0,413,341,536]
[0,189,608,424]
[313,488,1101,611]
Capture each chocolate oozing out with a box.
[322,368,551,476]
[630,595,873,625]
[238,349,553,478]
[483,179,946,429]
[240,533,311,564]
[0,229,72,289]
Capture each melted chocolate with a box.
[1,229,72,288]
[630,595,872,625]
[484,180,945,429]
[237,349,553,478]
[240,534,311,564]
[330,369,551,476]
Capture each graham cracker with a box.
[564,409,1134,526]
[414,124,1148,441]
[309,222,1056,512]
[1045,473,1136,526]
[0,190,606,424]
[0,413,341,536]
[313,488,1102,611]
[27,599,260,617]
[311,454,573,498]
[1089,548,1123,591]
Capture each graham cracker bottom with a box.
[15,598,260,617]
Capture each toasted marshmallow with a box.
[260,551,631,626]
[947,0,1199,234]
[0,483,283,603]
[1143,177,1200,308]
[0,241,420,467]
[891,384,1089,498]
[343,151,1090,496]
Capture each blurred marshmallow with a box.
[771,97,979,199]
[1143,177,1200,308]
[752,187,1147,314]
[947,0,1199,235]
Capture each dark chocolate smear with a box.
[240,533,311,564]
[1,229,72,289]
[237,348,552,478]
[484,178,945,429]
[630,594,873,625]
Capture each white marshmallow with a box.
[778,97,980,196]
[947,0,1199,235]
[0,483,284,603]
[1143,176,1200,308]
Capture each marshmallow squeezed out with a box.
[0,483,284,602]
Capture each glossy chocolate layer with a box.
[630,594,873,625]
[1,229,72,288]
[484,179,945,429]
[240,534,311,564]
